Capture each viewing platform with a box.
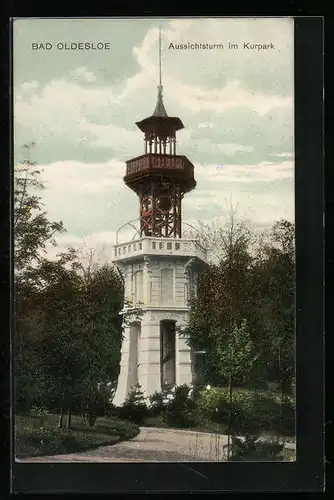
[113,236,207,263]
[124,153,196,192]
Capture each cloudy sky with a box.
[14,17,294,259]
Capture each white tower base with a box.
[112,236,206,406]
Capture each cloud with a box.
[33,158,293,253]
[198,160,294,184]
[20,80,39,93]
[14,78,143,160]
[270,152,294,158]
[14,18,294,240]
[71,66,97,83]
[14,18,293,167]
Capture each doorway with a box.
[160,320,176,390]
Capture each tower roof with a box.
[136,27,184,134]
[153,85,168,117]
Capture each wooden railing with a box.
[125,154,193,177]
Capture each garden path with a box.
[17,427,230,462]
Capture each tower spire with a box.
[159,25,162,87]
[153,26,168,117]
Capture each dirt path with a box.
[17,427,229,463]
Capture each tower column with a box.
[113,324,131,406]
[175,320,193,387]
[138,315,161,399]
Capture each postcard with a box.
[13,17,296,469]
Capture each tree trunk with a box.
[227,375,232,461]
[58,389,66,428]
[81,391,85,420]
[278,346,285,432]
[66,393,72,429]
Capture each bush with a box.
[148,390,166,416]
[161,384,197,428]
[196,387,295,436]
[118,384,149,425]
[229,436,284,461]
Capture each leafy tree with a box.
[14,143,65,271]
[206,321,258,458]
[184,217,295,394]
[14,144,66,414]
[14,147,126,428]
[30,256,124,427]
[184,212,255,385]
[252,219,295,394]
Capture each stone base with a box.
[113,310,193,406]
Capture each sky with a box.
[13,17,294,261]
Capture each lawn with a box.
[15,412,140,458]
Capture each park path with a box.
[16,427,230,463]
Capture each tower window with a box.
[160,269,173,305]
[133,243,137,250]
[118,248,121,255]
[152,242,156,249]
[139,242,142,250]
[159,242,164,249]
[128,245,131,252]
[114,249,117,257]
[175,243,180,250]
[167,242,172,250]
[123,246,126,254]
[134,270,143,303]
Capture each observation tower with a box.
[113,29,207,405]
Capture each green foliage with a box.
[195,387,295,436]
[148,390,166,416]
[207,320,258,384]
[15,252,124,419]
[229,436,284,461]
[161,384,197,428]
[119,384,149,425]
[14,148,125,421]
[15,413,139,458]
[14,144,65,271]
[184,217,295,393]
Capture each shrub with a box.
[161,384,197,428]
[196,387,295,436]
[229,436,284,461]
[148,391,166,416]
[119,383,149,425]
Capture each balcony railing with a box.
[113,237,207,263]
[125,154,193,177]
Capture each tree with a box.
[208,321,258,459]
[184,210,256,385]
[14,147,126,426]
[14,144,66,414]
[14,143,65,272]
[183,201,253,264]
[253,220,295,394]
[31,255,124,427]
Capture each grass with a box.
[15,412,140,458]
[143,414,228,435]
